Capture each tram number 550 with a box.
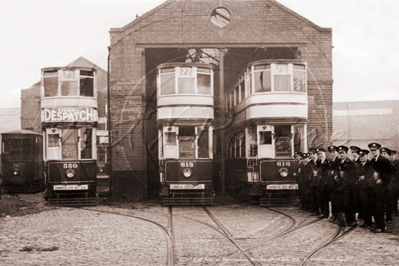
[277,161,290,167]
[181,162,194,167]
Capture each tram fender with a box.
[160,186,169,197]
[249,184,264,196]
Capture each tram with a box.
[41,66,98,206]
[1,130,44,193]
[225,59,308,206]
[157,62,216,205]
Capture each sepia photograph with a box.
[1,0,399,265]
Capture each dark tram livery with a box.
[1,130,44,193]
[225,59,308,206]
[157,62,216,205]
[41,66,98,205]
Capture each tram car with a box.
[225,59,308,206]
[41,66,98,206]
[157,62,216,205]
[1,130,44,193]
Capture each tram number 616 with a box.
[277,161,290,167]
[181,162,193,167]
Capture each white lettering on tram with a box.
[43,108,97,122]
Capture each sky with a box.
[1,0,399,108]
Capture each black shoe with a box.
[373,228,384,233]
[384,227,393,233]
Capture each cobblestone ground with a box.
[0,207,167,265]
[1,195,399,265]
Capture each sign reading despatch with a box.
[42,107,98,123]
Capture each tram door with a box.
[46,128,61,160]
[258,125,274,158]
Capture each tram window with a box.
[259,132,272,145]
[61,80,78,96]
[22,138,35,161]
[62,129,78,160]
[274,125,292,157]
[274,75,291,92]
[178,77,195,94]
[165,132,176,146]
[240,80,245,101]
[247,126,257,157]
[197,73,211,95]
[3,138,22,161]
[198,127,209,158]
[44,73,58,97]
[294,125,305,152]
[160,72,175,95]
[179,126,195,158]
[80,76,94,97]
[240,135,246,157]
[254,71,271,93]
[293,70,306,92]
[48,134,59,148]
[81,128,93,159]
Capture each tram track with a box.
[300,225,357,266]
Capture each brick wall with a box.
[109,0,333,198]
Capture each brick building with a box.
[109,0,333,199]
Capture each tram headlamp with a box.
[13,170,19,176]
[182,168,192,178]
[66,169,75,178]
[279,168,289,177]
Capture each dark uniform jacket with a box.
[337,157,357,190]
[391,159,399,190]
[315,158,329,186]
[369,155,394,186]
[309,159,319,187]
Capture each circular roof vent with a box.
[210,7,231,28]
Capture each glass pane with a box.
[22,138,35,160]
[235,88,239,105]
[293,71,306,92]
[197,74,211,95]
[160,73,175,95]
[165,132,176,146]
[294,125,305,153]
[259,131,272,145]
[198,127,209,158]
[161,67,175,73]
[254,70,271,92]
[197,67,211,73]
[274,125,291,157]
[48,134,59,148]
[44,76,58,97]
[80,76,94,97]
[97,146,107,163]
[178,77,195,94]
[240,80,245,101]
[240,135,246,157]
[61,81,78,96]
[247,126,257,157]
[274,75,291,92]
[293,64,305,70]
[179,136,195,158]
[3,138,22,161]
[62,129,78,160]
[254,64,270,70]
[81,127,93,159]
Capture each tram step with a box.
[47,198,97,207]
[162,197,214,206]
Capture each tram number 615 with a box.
[181,162,193,167]
[277,161,290,167]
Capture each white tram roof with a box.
[41,66,97,73]
[1,129,42,136]
[156,62,217,70]
[245,59,306,69]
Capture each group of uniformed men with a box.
[294,143,399,233]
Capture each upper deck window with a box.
[43,71,58,97]
[43,69,96,98]
[254,64,271,93]
[159,66,213,96]
[160,68,176,95]
[274,64,291,92]
[80,70,94,97]
[293,64,306,92]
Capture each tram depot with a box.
[13,0,332,204]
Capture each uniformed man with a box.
[379,147,394,224]
[350,146,361,165]
[356,149,373,228]
[390,150,399,215]
[309,148,320,215]
[301,153,312,211]
[316,148,329,218]
[327,145,339,222]
[293,152,304,208]
[336,145,357,226]
[368,143,394,233]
